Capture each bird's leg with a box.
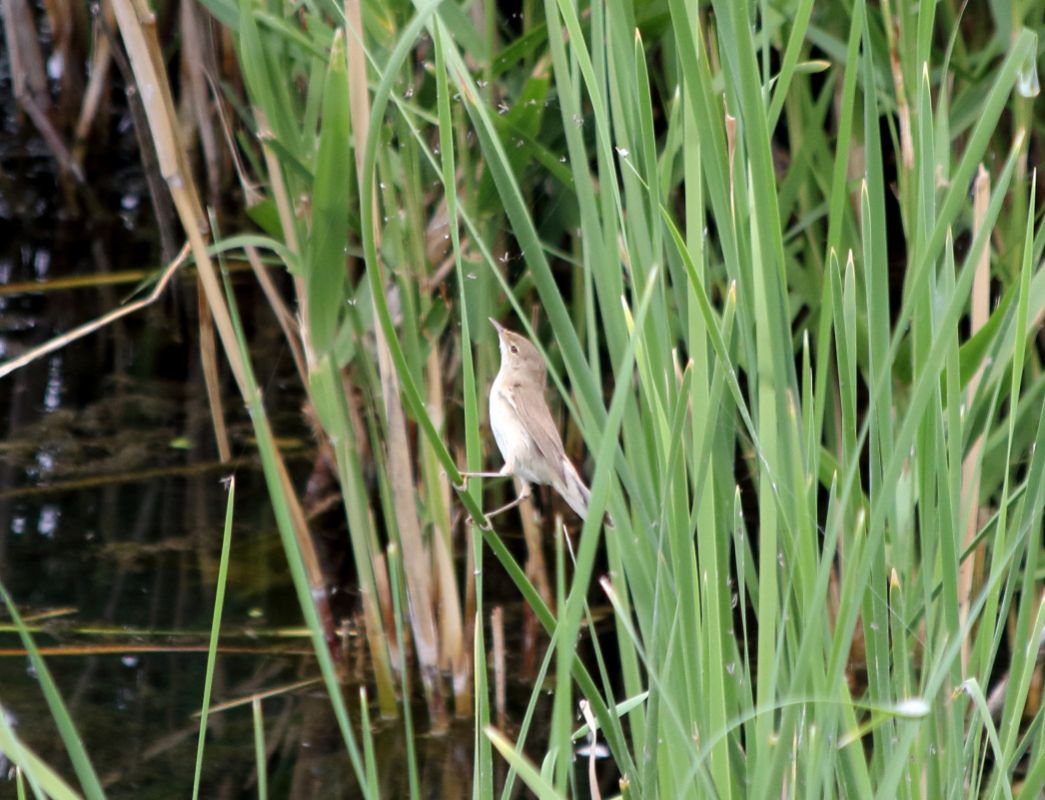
[457,465,528,527]
[457,463,511,485]
[483,481,531,521]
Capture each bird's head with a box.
[489,319,546,383]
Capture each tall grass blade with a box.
[191,476,237,799]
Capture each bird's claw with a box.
[469,513,493,532]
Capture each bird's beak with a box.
[489,317,506,337]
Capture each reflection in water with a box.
[42,354,62,412]
[0,183,358,793]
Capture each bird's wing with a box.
[505,385,567,485]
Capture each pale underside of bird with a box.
[461,319,612,528]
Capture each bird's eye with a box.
[509,345,519,354]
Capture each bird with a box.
[461,318,611,526]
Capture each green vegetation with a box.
[4,0,1043,796]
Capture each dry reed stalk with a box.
[2,0,48,103]
[344,0,445,726]
[3,0,84,185]
[74,2,117,163]
[425,185,473,712]
[197,281,232,463]
[0,243,189,381]
[427,345,465,675]
[0,456,270,503]
[40,0,86,109]
[216,92,308,386]
[98,1,180,259]
[179,2,223,205]
[256,108,310,363]
[518,482,553,609]
[884,12,914,172]
[958,165,992,674]
[491,605,506,730]
[255,109,300,256]
[457,444,476,718]
[0,260,254,297]
[369,548,397,662]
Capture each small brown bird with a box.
[463,319,608,525]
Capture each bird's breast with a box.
[489,380,559,486]
[489,382,523,464]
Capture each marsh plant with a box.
[2,0,1043,797]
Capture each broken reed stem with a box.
[0,243,189,380]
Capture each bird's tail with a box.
[557,459,615,528]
